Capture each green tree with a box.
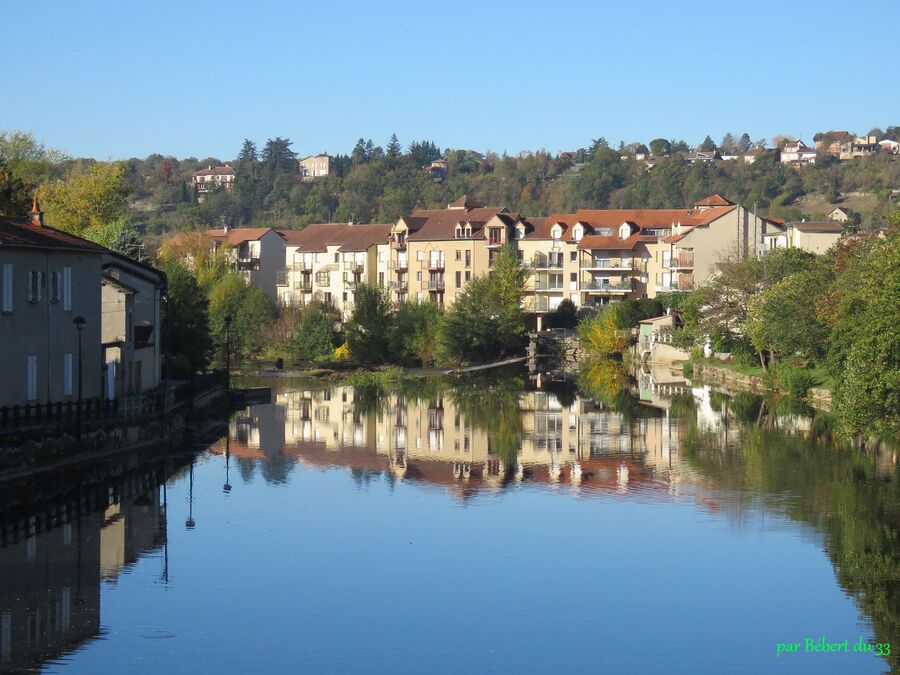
[699,135,718,152]
[235,286,278,358]
[386,133,402,158]
[345,283,392,363]
[389,300,442,365]
[649,138,672,155]
[207,274,248,358]
[156,257,211,377]
[291,307,335,363]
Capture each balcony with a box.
[666,252,694,269]
[389,259,408,271]
[581,259,633,270]
[582,279,632,293]
[390,280,408,292]
[235,257,260,271]
[428,279,445,291]
[654,275,693,293]
[427,259,445,271]
[345,280,359,290]
[294,280,313,292]
[533,254,564,269]
[292,261,313,271]
[343,261,365,272]
[535,279,565,291]
[486,234,504,248]
[391,238,407,250]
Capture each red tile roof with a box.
[0,216,107,253]
[578,233,657,251]
[278,223,392,252]
[401,206,510,241]
[447,195,483,209]
[694,194,734,207]
[206,227,283,246]
[192,165,235,177]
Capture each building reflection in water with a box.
[0,454,174,672]
[207,372,730,500]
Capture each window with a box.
[465,271,471,282]
[27,270,43,303]
[63,267,72,310]
[334,252,339,263]
[416,251,423,261]
[1,264,11,313]
[455,271,461,287]
[63,354,73,396]
[464,226,471,238]
[378,251,385,262]
[455,225,462,239]
[455,250,461,261]
[316,271,330,286]
[378,272,384,286]
[465,250,471,268]
[515,227,524,239]
[416,271,422,281]
[26,356,37,402]
[570,251,577,262]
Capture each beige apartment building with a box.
[205,227,286,302]
[388,196,523,307]
[276,222,392,319]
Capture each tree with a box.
[386,133,402,158]
[389,301,442,365]
[156,257,211,377]
[720,133,737,155]
[699,135,718,152]
[0,158,30,215]
[438,246,526,364]
[649,138,672,156]
[345,283,392,362]
[36,161,131,237]
[290,307,335,362]
[207,274,247,358]
[737,133,753,155]
[234,285,278,358]
[577,308,625,356]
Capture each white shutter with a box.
[36,271,43,302]
[27,270,35,302]
[1,264,11,312]
[63,353,73,396]
[63,267,72,310]
[26,356,38,401]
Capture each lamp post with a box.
[73,316,86,438]
[185,461,196,530]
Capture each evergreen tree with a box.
[386,133,402,158]
[699,135,718,152]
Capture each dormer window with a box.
[515,226,525,239]
[551,225,562,241]
[455,225,462,239]
[464,225,472,238]
[619,223,631,240]
[572,224,584,242]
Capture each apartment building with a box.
[298,154,334,180]
[0,201,105,407]
[204,227,286,301]
[190,165,235,202]
[388,196,522,307]
[277,222,392,319]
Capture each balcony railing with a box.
[235,257,260,271]
[389,259,408,270]
[390,280,408,292]
[275,270,288,286]
[294,281,313,292]
[427,259,445,271]
[582,280,632,293]
[533,254,564,269]
[666,252,694,269]
[343,261,365,272]
[345,280,359,290]
[428,279,445,291]
[581,259,631,270]
[391,239,407,250]
[535,279,565,291]
[292,261,313,271]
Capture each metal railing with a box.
[581,279,632,292]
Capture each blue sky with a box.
[3,0,898,160]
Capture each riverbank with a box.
[680,359,833,411]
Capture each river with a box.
[1,365,896,674]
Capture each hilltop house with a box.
[298,154,334,180]
[780,140,817,165]
[191,165,235,202]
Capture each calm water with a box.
[1,367,897,674]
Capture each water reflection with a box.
[0,451,185,673]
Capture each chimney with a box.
[30,195,43,227]
[223,224,229,233]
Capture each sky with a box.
[3,0,899,161]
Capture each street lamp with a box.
[73,316,86,438]
[185,461,196,530]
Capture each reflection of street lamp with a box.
[73,316,86,438]
[223,434,232,493]
[185,462,196,530]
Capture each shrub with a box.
[290,308,335,363]
[682,361,693,379]
[777,361,816,399]
[333,343,350,361]
[576,308,625,355]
